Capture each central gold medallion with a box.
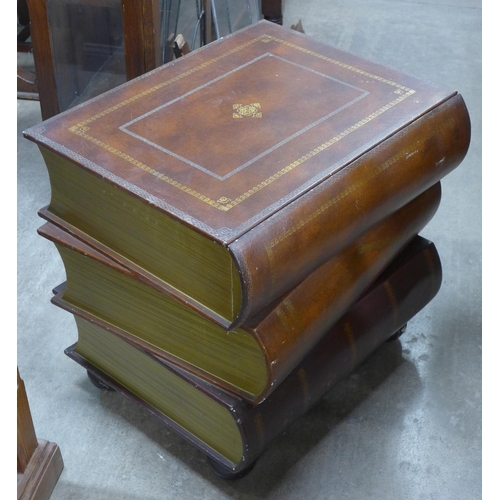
[233,103,262,118]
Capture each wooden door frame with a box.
[25,0,161,120]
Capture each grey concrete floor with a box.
[17,0,482,498]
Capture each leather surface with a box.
[247,182,442,402]
[38,182,441,404]
[231,94,470,326]
[61,234,442,472]
[24,20,458,242]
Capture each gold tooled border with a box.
[68,35,415,212]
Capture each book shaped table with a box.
[25,19,470,480]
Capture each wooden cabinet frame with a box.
[17,369,64,500]
[23,0,282,120]
[25,0,162,120]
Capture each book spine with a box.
[250,181,441,403]
[230,94,470,327]
[239,236,442,469]
[45,183,439,405]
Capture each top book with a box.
[24,21,470,328]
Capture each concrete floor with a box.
[17,0,481,498]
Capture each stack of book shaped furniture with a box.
[24,21,470,479]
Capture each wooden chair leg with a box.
[262,0,283,25]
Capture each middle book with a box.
[38,182,441,404]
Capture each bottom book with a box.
[57,235,442,478]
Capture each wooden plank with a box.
[25,0,60,119]
[17,369,38,474]
[122,0,161,80]
[122,0,146,80]
[142,0,162,71]
[17,368,64,499]
[17,92,40,101]
[17,440,64,500]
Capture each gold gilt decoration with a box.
[67,34,415,212]
[264,145,414,279]
[233,103,262,118]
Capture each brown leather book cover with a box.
[39,182,441,404]
[24,20,470,327]
[61,235,442,476]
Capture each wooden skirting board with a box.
[17,369,64,500]
[17,440,64,500]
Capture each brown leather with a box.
[39,182,441,403]
[231,94,470,326]
[247,181,442,402]
[23,20,459,238]
[24,21,470,327]
[63,235,442,472]
[240,235,442,470]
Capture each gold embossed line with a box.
[68,34,415,212]
[69,90,412,213]
[70,129,227,209]
[71,36,267,128]
[261,35,413,92]
[265,145,410,252]
[221,91,413,211]
[264,114,458,263]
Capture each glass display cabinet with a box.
[20,0,283,120]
